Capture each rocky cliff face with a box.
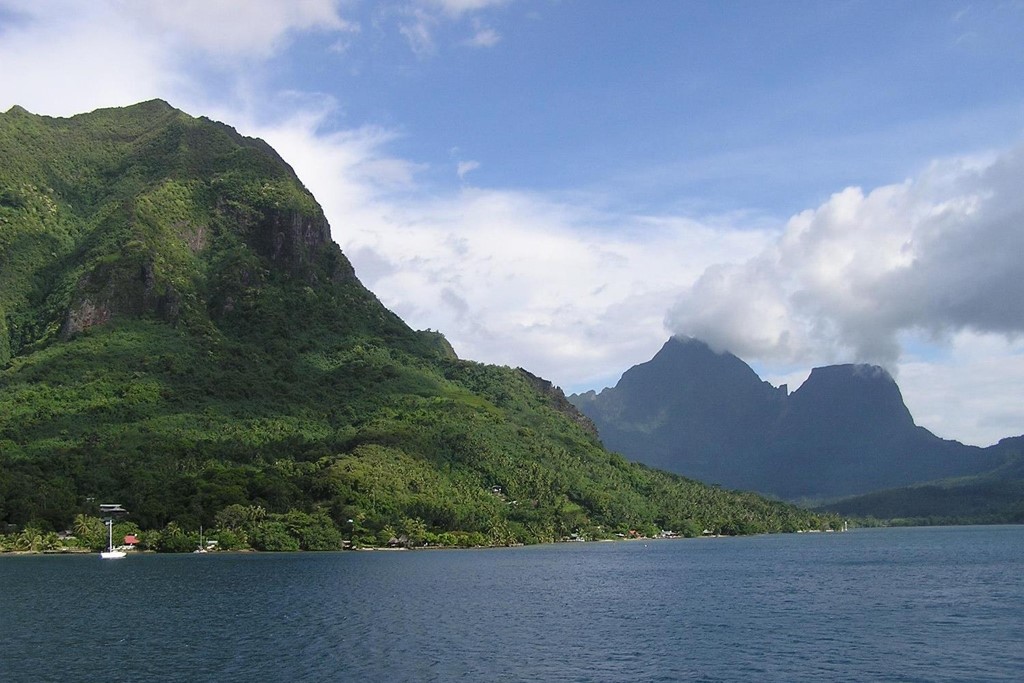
[61,246,183,338]
[60,276,182,338]
[220,199,353,284]
[1,99,361,350]
[519,368,599,438]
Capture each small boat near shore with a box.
[193,526,208,554]
[100,518,126,559]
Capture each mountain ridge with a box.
[570,336,1010,504]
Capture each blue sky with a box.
[270,1,1023,214]
[2,0,1024,445]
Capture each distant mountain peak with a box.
[666,334,730,356]
[807,363,894,381]
[571,336,1002,500]
[791,362,908,421]
[669,334,709,347]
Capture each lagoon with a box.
[2,526,1022,682]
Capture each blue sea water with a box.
[2,526,1022,682]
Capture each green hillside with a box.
[821,438,1024,525]
[0,101,839,551]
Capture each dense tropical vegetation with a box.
[821,443,1024,526]
[0,101,840,551]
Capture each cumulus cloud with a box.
[667,147,1024,370]
[0,2,176,115]
[884,152,1024,335]
[0,0,355,114]
[242,109,775,387]
[122,0,355,59]
[342,192,773,388]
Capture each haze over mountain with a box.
[0,101,838,544]
[571,337,1016,504]
[823,435,1024,523]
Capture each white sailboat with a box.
[193,525,208,553]
[100,518,126,559]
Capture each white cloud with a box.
[234,113,424,217]
[0,0,355,115]
[666,147,1024,444]
[121,0,355,59]
[422,0,511,18]
[667,147,1024,370]
[397,0,508,56]
[0,2,177,115]
[898,331,1024,446]
[398,7,439,57]
[240,110,775,389]
[457,160,480,179]
[344,198,774,390]
[464,24,501,47]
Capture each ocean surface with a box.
[2,525,1022,682]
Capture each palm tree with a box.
[16,527,43,552]
[72,514,104,550]
[73,514,93,538]
[245,505,267,527]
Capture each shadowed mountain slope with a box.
[571,337,1007,503]
[821,436,1024,523]
[572,336,787,490]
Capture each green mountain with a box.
[0,101,837,548]
[820,437,1024,524]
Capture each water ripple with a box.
[2,527,1023,682]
